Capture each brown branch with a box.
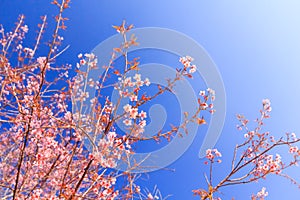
[68,159,94,200]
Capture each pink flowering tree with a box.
[0,1,214,199]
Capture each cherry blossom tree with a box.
[0,1,213,199]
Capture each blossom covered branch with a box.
[193,99,300,200]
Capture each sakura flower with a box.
[80,59,86,65]
[179,55,194,68]
[199,90,206,96]
[139,110,147,119]
[129,107,138,119]
[200,102,208,109]
[144,78,151,86]
[139,120,146,128]
[205,148,222,162]
[84,53,95,59]
[214,149,222,157]
[123,104,132,113]
[21,25,28,33]
[189,64,197,73]
[262,98,272,112]
[262,99,271,106]
[133,73,141,81]
[207,88,215,96]
[123,119,132,126]
[256,187,268,199]
[130,94,137,101]
[289,146,298,154]
[185,55,194,62]
[290,132,297,141]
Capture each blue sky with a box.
[1,0,300,199]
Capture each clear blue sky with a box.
[1,1,300,199]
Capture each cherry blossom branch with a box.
[194,99,300,200]
[68,159,94,200]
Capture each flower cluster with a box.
[116,73,151,99]
[122,104,147,137]
[199,88,216,114]
[179,56,197,73]
[252,187,268,200]
[92,131,131,168]
[0,15,28,50]
[251,154,282,177]
[205,148,222,163]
